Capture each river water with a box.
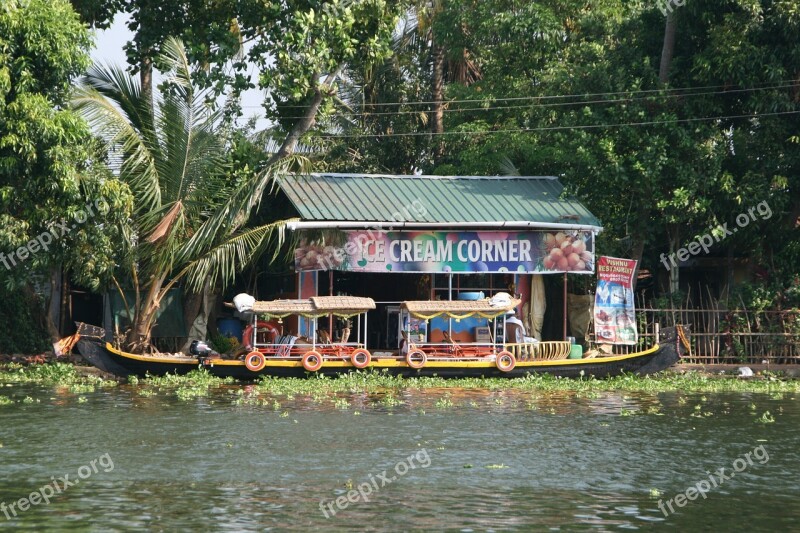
[1,383,798,531]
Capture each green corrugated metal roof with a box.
[277,173,602,229]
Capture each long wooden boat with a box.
[75,296,684,379]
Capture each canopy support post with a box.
[495,316,500,353]
[448,272,453,300]
[329,271,334,340]
[448,272,453,340]
[563,273,568,340]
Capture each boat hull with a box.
[76,326,683,380]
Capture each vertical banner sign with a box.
[594,256,638,345]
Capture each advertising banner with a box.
[593,256,638,345]
[294,230,595,274]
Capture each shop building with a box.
[275,173,603,349]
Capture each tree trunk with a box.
[126,273,166,351]
[431,41,445,160]
[59,271,69,334]
[140,54,153,110]
[268,67,343,166]
[668,224,680,294]
[659,10,677,84]
[45,266,62,342]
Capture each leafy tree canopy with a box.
[0,0,132,291]
[70,0,404,118]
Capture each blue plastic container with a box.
[217,318,243,342]
[458,291,485,301]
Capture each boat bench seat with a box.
[505,341,571,361]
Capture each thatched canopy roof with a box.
[401,298,521,319]
[251,296,375,318]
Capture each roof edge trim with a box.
[294,173,560,181]
[287,221,603,233]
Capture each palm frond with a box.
[177,154,309,265]
[159,36,195,104]
[498,156,522,176]
[178,219,297,292]
[72,65,162,211]
[155,37,227,208]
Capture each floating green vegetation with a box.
[244,370,800,397]
[434,396,454,409]
[6,363,799,404]
[379,392,403,407]
[0,396,13,406]
[141,368,234,387]
[757,410,776,424]
[68,383,98,394]
[333,397,351,409]
[139,368,235,401]
[0,362,118,389]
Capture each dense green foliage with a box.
[0,286,49,354]
[69,1,404,117]
[0,0,133,348]
[2,0,799,352]
[317,0,800,307]
[0,0,131,291]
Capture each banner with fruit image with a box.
[295,230,595,274]
[593,256,638,345]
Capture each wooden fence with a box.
[589,307,800,364]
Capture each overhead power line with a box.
[245,79,800,111]
[253,82,800,121]
[309,110,800,140]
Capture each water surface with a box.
[1,383,798,531]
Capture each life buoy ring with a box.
[495,350,516,372]
[302,350,324,372]
[406,349,427,369]
[243,320,280,348]
[245,351,266,372]
[350,348,371,369]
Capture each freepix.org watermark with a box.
[659,201,772,271]
[319,448,431,518]
[656,0,685,17]
[296,198,428,271]
[1,453,114,520]
[657,445,769,517]
[0,199,110,271]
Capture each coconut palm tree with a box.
[73,37,301,352]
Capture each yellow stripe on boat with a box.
[106,342,660,369]
[105,343,197,363]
